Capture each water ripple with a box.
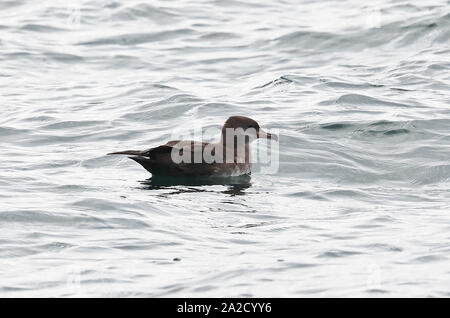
[1,0,449,297]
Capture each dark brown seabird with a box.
[108,116,277,178]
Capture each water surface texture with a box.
[1,0,450,297]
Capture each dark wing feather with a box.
[109,140,217,176]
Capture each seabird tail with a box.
[107,150,142,156]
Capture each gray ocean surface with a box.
[1,0,449,297]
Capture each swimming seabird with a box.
[108,116,277,177]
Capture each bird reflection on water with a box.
[138,174,252,196]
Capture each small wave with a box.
[273,11,450,52]
[43,52,83,63]
[324,81,384,89]
[0,126,31,137]
[320,123,354,131]
[0,0,25,10]
[255,75,319,90]
[410,164,450,185]
[383,128,410,136]
[199,32,240,41]
[317,249,363,258]
[112,3,179,24]
[317,120,413,137]
[256,76,293,89]
[77,29,195,46]
[20,24,66,32]
[41,120,107,130]
[0,210,111,228]
[335,94,413,108]
[273,30,335,49]
[413,255,447,263]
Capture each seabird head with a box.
[221,116,277,142]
